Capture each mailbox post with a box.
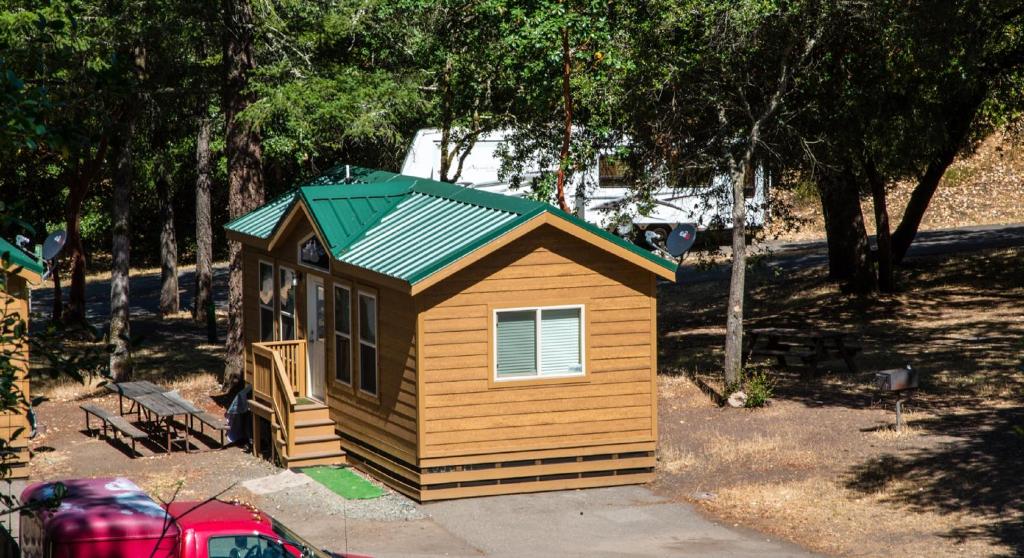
[874,366,918,432]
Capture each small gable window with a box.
[298,234,330,271]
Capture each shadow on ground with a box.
[845,406,1024,557]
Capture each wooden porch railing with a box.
[253,340,307,398]
[251,340,307,460]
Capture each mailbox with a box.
[875,367,918,392]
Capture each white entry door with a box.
[306,275,326,402]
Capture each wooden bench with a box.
[81,404,147,456]
[188,411,228,448]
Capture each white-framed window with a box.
[357,291,378,396]
[279,267,296,340]
[297,232,330,271]
[494,305,585,380]
[258,261,275,342]
[334,284,352,385]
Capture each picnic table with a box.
[132,393,195,453]
[100,380,206,454]
[104,380,167,417]
[744,327,861,376]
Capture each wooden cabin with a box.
[0,237,42,479]
[226,166,677,501]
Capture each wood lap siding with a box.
[0,276,31,476]
[417,225,656,459]
[327,283,419,465]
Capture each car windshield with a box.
[270,517,334,558]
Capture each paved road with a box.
[419,486,814,558]
[680,222,1024,283]
[29,264,230,328]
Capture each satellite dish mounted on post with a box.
[41,230,67,281]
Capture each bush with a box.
[742,369,775,408]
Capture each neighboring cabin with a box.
[0,237,42,479]
[226,166,677,501]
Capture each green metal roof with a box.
[0,237,43,277]
[226,165,677,285]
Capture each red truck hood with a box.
[22,477,180,542]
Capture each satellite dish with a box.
[666,224,697,258]
[42,230,66,261]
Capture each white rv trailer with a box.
[400,128,770,246]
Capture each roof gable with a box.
[225,166,677,288]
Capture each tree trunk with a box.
[817,167,875,293]
[864,158,894,292]
[109,127,134,382]
[723,158,752,388]
[64,182,89,325]
[50,262,62,324]
[223,0,265,383]
[63,137,109,325]
[890,87,987,263]
[554,25,572,212]
[439,57,455,183]
[157,173,180,316]
[194,114,214,335]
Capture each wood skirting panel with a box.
[342,433,654,502]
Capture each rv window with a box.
[334,285,352,385]
[358,292,378,396]
[494,305,584,380]
[598,157,629,188]
[259,262,275,342]
[279,267,296,340]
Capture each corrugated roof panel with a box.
[224,191,298,239]
[225,165,678,286]
[339,193,521,281]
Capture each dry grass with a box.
[771,131,1024,242]
[657,443,698,474]
[38,376,108,402]
[705,478,1007,557]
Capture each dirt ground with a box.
[653,246,1024,557]
[769,131,1024,243]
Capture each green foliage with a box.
[742,369,775,409]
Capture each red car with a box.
[20,477,368,558]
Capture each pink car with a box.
[20,478,368,558]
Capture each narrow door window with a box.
[279,267,296,340]
[258,262,275,341]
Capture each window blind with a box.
[496,310,537,376]
[540,308,582,375]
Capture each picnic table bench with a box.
[80,403,147,456]
[744,327,861,376]
[163,391,228,447]
[91,381,227,455]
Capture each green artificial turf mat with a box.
[303,466,384,500]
